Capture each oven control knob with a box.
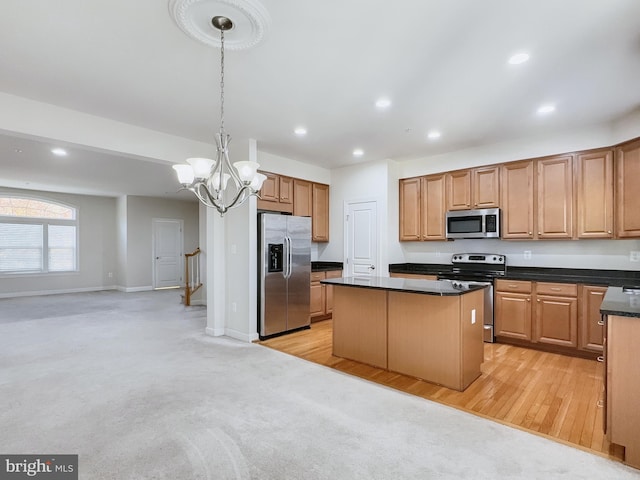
[492,256,497,261]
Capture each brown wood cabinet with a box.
[446,170,472,211]
[500,161,535,239]
[293,179,312,217]
[399,177,421,240]
[534,282,578,348]
[312,183,330,242]
[258,171,330,242]
[615,138,640,238]
[446,166,499,211]
[310,270,342,321]
[495,279,533,340]
[605,314,640,469]
[257,172,293,213]
[578,285,606,352]
[537,155,574,239]
[399,174,446,241]
[576,150,613,238]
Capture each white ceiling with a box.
[0,0,639,199]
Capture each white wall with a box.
[116,196,128,287]
[320,159,392,275]
[0,187,118,297]
[257,150,331,184]
[0,92,212,164]
[122,196,199,290]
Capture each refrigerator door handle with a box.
[284,236,292,279]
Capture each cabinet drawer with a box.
[495,279,532,293]
[325,270,343,279]
[536,282,577,296]
[311,271,326,282]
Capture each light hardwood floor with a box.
[259,319,624,463]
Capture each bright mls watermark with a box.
[0,455,77,480]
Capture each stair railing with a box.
[184,247,202,306]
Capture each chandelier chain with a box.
[220,29,225,134]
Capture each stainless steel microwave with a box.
[446,208,501,239]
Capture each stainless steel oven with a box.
[437,253,506,343]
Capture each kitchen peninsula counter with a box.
[322,276,486,391]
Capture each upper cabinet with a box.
[312,183,330,242]
[501,161,534,239]
[536,154,574,239]
[259,172,330,242]
[500,156,574,240]
[446,166,499,211]
[257,172,293,213]
[399,135,640,242]
[293,179,312,217]
[615,138,640,238]
[399,174,446,241]
[576,149,613,238]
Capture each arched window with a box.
[0,195,78,274]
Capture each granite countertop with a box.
[600,286,640,318]
[321,276,488,296]
[389,263,640,287]
[312,261,343,272]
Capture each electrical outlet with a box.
[232,302,237,312]
[107,272,113,278]
[630,251,640,262]
[435,251,441,257]
[524,251,532,260]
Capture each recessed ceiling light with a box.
[427,131,441,140]
[375,98,392,109]
[353,149,364,157]
[508,52,530,65]
[537,104,556,115]
[14,149,23,153]
[51,148,68,156]
[294,127,307,136]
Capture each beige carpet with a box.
[1,290,638,479]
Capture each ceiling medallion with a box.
[169,0,270,51]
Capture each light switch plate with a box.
[630,251,640,262]
[524,251,532,260]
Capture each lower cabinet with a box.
[495,279,602,357]
[495,280,532,341]
[310,270,342,321]
[534,282,578,348]
[578,285,606,352]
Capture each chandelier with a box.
[173,15,266,215]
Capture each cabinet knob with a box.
[537,299,540,302]
[607,230,612,234]
[538,232,541,235]
[597,320,605,326]
[596,356,604,363]
[528,232,532,235]
[597,400,604,408]
[527,298,530,302]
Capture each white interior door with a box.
[345,201,378,277]
[153,219,183,289]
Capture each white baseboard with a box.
[224,328,259,343]
[0,285,117,299]
[116,285,153,293]
[189,299,206,306]
[205,326,225,337]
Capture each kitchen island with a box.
[600,286,640,470]
[321,276,487,391]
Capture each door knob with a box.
[156,256,160,260]
[369,265,376,270]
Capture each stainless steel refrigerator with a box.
[258,213,311,339]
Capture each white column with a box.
[205,208,226,336]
